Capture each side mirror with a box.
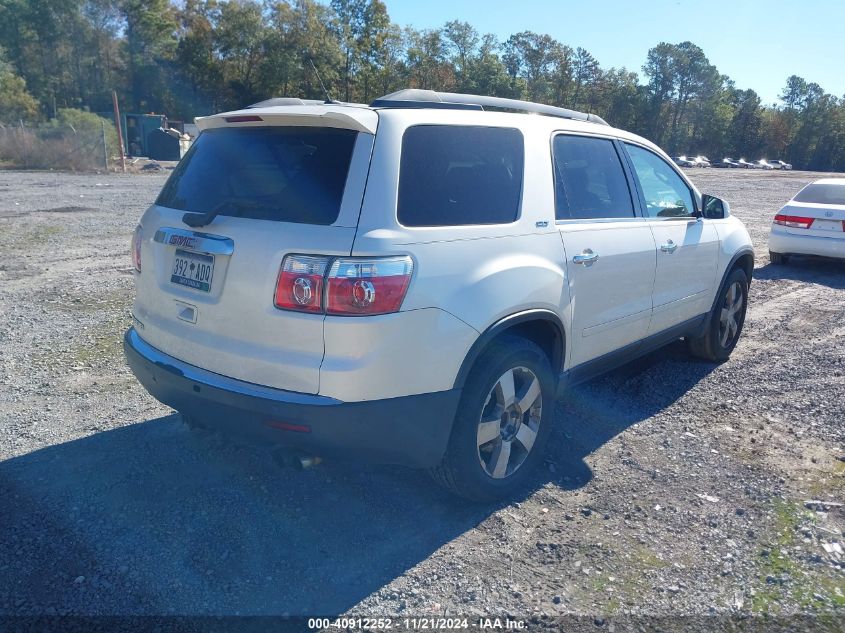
[702,194,729,219]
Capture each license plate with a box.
[171,249,214,292]
[813,219,843,232]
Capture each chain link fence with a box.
[0,117,116,171]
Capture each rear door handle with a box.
[660,240,678,253]
[572,249,599,266]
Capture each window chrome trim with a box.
[126,328,341,405]
[555,216,646,226]
[153,227,235,255]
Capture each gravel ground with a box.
[0,168,843,627]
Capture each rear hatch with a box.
[132,107,377,394]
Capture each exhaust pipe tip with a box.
[271,449,322,470]
[297,456,322,470]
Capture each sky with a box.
[385,0,844,105]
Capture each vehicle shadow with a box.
[754,256,845,289]
[0,343,715,617]
[543,340,718,490]
[0,415,486,616]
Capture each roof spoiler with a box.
[246,97,330,108]
[370,89,609,126]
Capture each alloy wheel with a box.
[718,281,744,348]
[476,366,543,479]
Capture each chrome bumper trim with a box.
[153,227,235,255]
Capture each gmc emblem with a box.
[168,235,199,249]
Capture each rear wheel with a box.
[769,251,789,265]
[430,336,555,501]
[688,267,749,362]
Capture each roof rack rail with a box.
[370,89,609,126]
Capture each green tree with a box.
[642,42,677,144]
[121,0,178,111]
[175,0,221,113]
[471,33,512,98]
[405,27,453,91]
[503,31,562,102]
[0,50,40,122]
[215,0,266,106]
[571,47,599,111]
[443,20,477,92]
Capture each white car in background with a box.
[769,178,845,264]
[768,160,793,171]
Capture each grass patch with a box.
[1,223,64,250]
[53,287,132,315]
[66,314,128,367]
[581,546,669,613]
[805,457,845,498]
[631,546,669,570]
[751,500,845,614]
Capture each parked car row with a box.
[673,155,711,168]
[697,156,793,170]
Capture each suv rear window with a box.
[156,126,357,225]
[397,125,523,227]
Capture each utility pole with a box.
[101,121,109,171]
[112,91,126,173]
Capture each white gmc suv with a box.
[125,90,754,500]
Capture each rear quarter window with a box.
[397,125,524,227]
[156,126,358,225]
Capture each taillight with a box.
[274,255,329,313]
[131,225,142,272]
[773,214,814,229]
[326,256,414,316]
[273,254,413,316]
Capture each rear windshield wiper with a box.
[182,200,270,228]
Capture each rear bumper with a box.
[769,227,845,259]
[123,328,461,468]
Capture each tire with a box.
[769,251,789,265]
[429,335,556,501]
[688,267,749,362]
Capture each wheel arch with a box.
[710,248,755,314]
[453,309,566,390]
[732,249,755,281]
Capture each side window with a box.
[552,135,634,221]
[397,125,523,227]
[625,144,696,218]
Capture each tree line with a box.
[1,0,843,171]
